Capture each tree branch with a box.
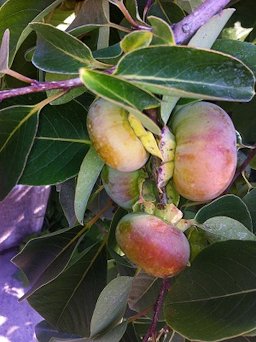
[0,0,232,102]
[172,0,232,44]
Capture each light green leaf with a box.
[120,31,153,53]
[74,147,104,224]
[90,276,133,337]
[0,0,63,65]
[0,28,9,72]
[30,23,106,74]
[20,100,90,186]
[195,194,253,231]
[79,68,161,135]
[115,45,255,102]
[188,9,235,49]
[0,105,39,200]
[148,16,175,45]
[164,240,256,341]
[201,216,256,243]
[161,96,179,124]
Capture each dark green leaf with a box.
[12,225,84,300]
[213,39,256,76]
[74,147,104,224]
[115,45,255,102]
[35,320,80,342]
[58,178,77,227]
[164,240,256,341]
[0,105,39,200]
[148,1,184,25]
[90,276,133,337]
[28,242,107,337]
[195,194,253,231]
[0,0,63,65]
[30,23,106,74]
[93,43,122,64]
[243,189,256,233]
[79,68,161,135]
[201,216,256,243]
[20,100,90,185]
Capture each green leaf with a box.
[0,105,39,200]
[0,0,63,65]
[243,189,256,233]
[115,45,255,102]
[90,276,133,337]
[93,43,122,64]
[164,240,256,341]
[74,146,104,224]
[30,23,106,74]
[20,100,90,186]
[188,9,235,49]
[148,16,175,45]
[128,271,162,318]
[120,31,152,53]
[148,1,185,25]
[195,194,253,231]
[28,242,107,337]
[201,216,256,243]
[213,39,256,77]
[35,320,80,342]
[58,178,77,227]
[79,68,161,135]
[45,73,86,105]
[49,321,128,342]
[0,28,9,72]
[12,225,84,300]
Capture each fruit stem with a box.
[142,278,170,342]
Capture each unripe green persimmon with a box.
[101,166,141,209]
[116,213,190,278]
[172,102,237,202]
[87,98,148,172]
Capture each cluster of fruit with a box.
[87,98,237,278]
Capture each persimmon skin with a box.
[172,102,237,202]
[87,98,148,172]
[101,166,141,209]
[116,213,190,278]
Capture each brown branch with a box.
[0,0,232,102]
[142,278,170,342]
[172,0,232,44]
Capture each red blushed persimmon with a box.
[172,102,237,202]
[116,213,190,278]
[87,98,148,172]
[101,165,141,209]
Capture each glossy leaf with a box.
[120,31,152,53]
[12,225,84,299]
[74,146,104,224]
[243,189,256,233]
[164,240,256,341]
[90,276,133,337]
[0,0,63,65]
[201,216,256,243]
[195,194,253,231]
[20,100,90,185]
[213,39,256,77]
[28,242,107,337]
[115,45,255,101]
[79,68,161,135]
[0,105,39,200]
[148,16,175,45]
[30,23,105,74]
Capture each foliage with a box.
[0,0,256,341]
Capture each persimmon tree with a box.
[1,0,256,341]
